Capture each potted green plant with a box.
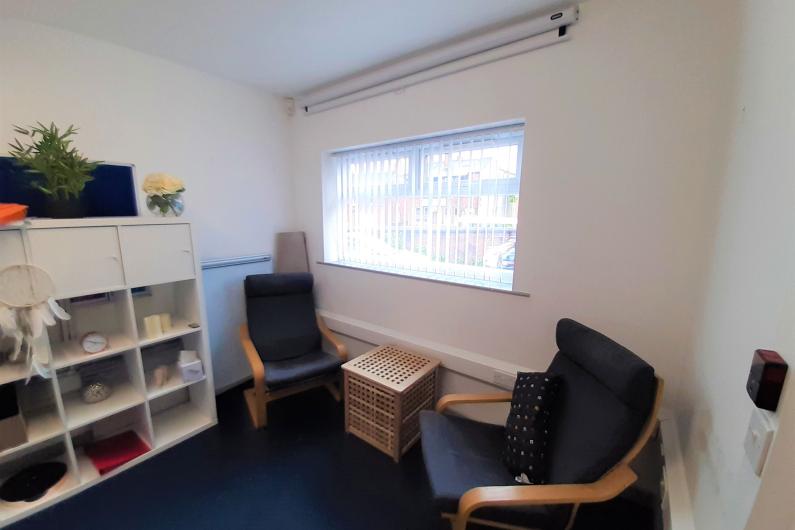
[7,122,100,218]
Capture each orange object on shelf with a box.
[0,204,28,225]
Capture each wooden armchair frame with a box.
[437,378,664,530]
[239,314,349,428]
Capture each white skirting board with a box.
[659,411,696,530]
[317,309,535,384]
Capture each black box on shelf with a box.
[0,383,27,451]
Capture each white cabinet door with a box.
[27,227,125,298]
[120,224,195,287]
[0,231,26,268]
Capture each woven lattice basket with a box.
[342,345,439,462]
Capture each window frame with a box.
[321,121,528,295]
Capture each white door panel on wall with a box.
[120,224,195,287]
[0,231,26,268]
[27,227,125,297]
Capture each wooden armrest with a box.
[454,465,637,529]
[239,324,266,391]
[316,314,349,362]
[435,392,513,413]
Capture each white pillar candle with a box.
[143,314,163,339]
[159,313,172,332]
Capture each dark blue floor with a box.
[10,385,661,530]
[11,385,446,530]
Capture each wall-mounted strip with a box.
[200,254,271,270]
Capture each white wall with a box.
[679,0,795,528]
[0,19,292,387]
[289,0,740,407]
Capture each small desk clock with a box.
[81,332,108,354]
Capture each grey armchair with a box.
[239,273,348,428]
[419,319,663,530]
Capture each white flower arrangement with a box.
[142,173,185,195]
[143,173,186,216]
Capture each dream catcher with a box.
[0,264,71,381]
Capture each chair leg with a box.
[325,382,341,402]
[564,503,580,530]
[244,387,268,428]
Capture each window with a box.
[323,122,525,291]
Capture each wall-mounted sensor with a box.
[747,349,788,412]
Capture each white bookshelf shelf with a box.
[147,371,206,400]
[0,411,64,460]
[52,334,137,369]
[75,450,100,484]
[0,218,216,527]
[62,382,145,430]
[0,363,29,386]
[139,321,201,348]
[152,402,212,449]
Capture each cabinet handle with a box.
[107,256,120,261]
[181,249,192,254]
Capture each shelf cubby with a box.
[50,290,137,369]
[57,352,146,430]
[138,322,200,348]
[0,361,29,387]
[0,438,79,524]
[141,335,207,400]
[146,367,206,400]
[149,389,212,449]
[0,378,66,460]
[52,340,137,370]
[132,280,201,347]
[70,405,152,484]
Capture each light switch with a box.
[744,408,775,476]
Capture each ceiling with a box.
[1,0,575,95]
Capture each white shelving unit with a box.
[0,218,216,527]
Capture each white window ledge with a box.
[318,261,530,297]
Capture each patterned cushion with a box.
[503,372,562,484]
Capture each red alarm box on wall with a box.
[747,349,788,412]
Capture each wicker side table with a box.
[342,345,440,462]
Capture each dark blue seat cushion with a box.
[245,273,320,362]
[264,350,342,389]
[419,411,572,529]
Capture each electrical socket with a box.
[493,370,517,389]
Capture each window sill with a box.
[317,261,530,297]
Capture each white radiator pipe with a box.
[297,6,578,114]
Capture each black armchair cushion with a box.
[246,273,314,297]
[555,319,655,412]
[419,411,572,529]
[264,350,343,389]
[503,372,562,484]
[245,273,321,362]
[546,319,656,485]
